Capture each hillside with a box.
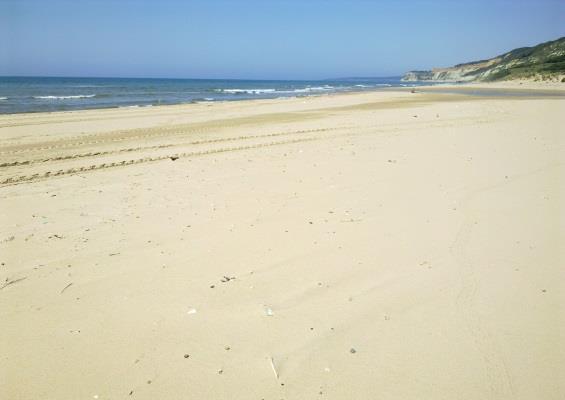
[403,37,565,82]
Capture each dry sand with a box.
[1,89,564,399]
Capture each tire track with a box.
[0,127,339,166]
[0,119,335,156]
[450,198,516,397]
[0,133,346,186]
[0,110,323,152]
[0,114,479,156]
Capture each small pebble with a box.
[184,354,190,358]
[350,348,357,354]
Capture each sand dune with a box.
[1,89,563,399]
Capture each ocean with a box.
[0,76,419,114]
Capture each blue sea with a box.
[0,76,420,114]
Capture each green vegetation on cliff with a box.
[475,37,565,81]
[403,37,565,82]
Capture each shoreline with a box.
[1,80,564,118]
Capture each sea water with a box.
[0,76,418,114]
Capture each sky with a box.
[1,0,564,80]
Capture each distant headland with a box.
[403,36,565,82]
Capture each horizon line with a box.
[0,74,403,82]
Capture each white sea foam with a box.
[354,84,391,87]
[0,97,7,100]
[305,86,334,91]
[276,86,337,94]
[217,88,277,94]
[215,85,340,95]
[34,94,96,100]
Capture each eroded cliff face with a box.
[402,59,500,82]
[401,71,434,81]
[402,37,565,82]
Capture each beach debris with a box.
[410,89,417,93]
[170,156,179,161]
[264,307,274,316]
[340,218,362,223]
[220,275,235,283]
[218,368,223,374]
[1,276,27,290]
[109,252,120,256]
[224,346,231,351]
[49,234,63,239]
[60,282,73,294]
[187,308,197,315]
[269,357,279,379]
[1,236,15,243]
[184,354,190,358]
[350,348,357,354]
[129,390,134,396]
[210,284,215,289]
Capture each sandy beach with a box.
[1,88,563,399]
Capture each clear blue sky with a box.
[1,0,564,80]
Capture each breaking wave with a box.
[34,94,96,100]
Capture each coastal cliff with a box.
[403,36,565,82]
